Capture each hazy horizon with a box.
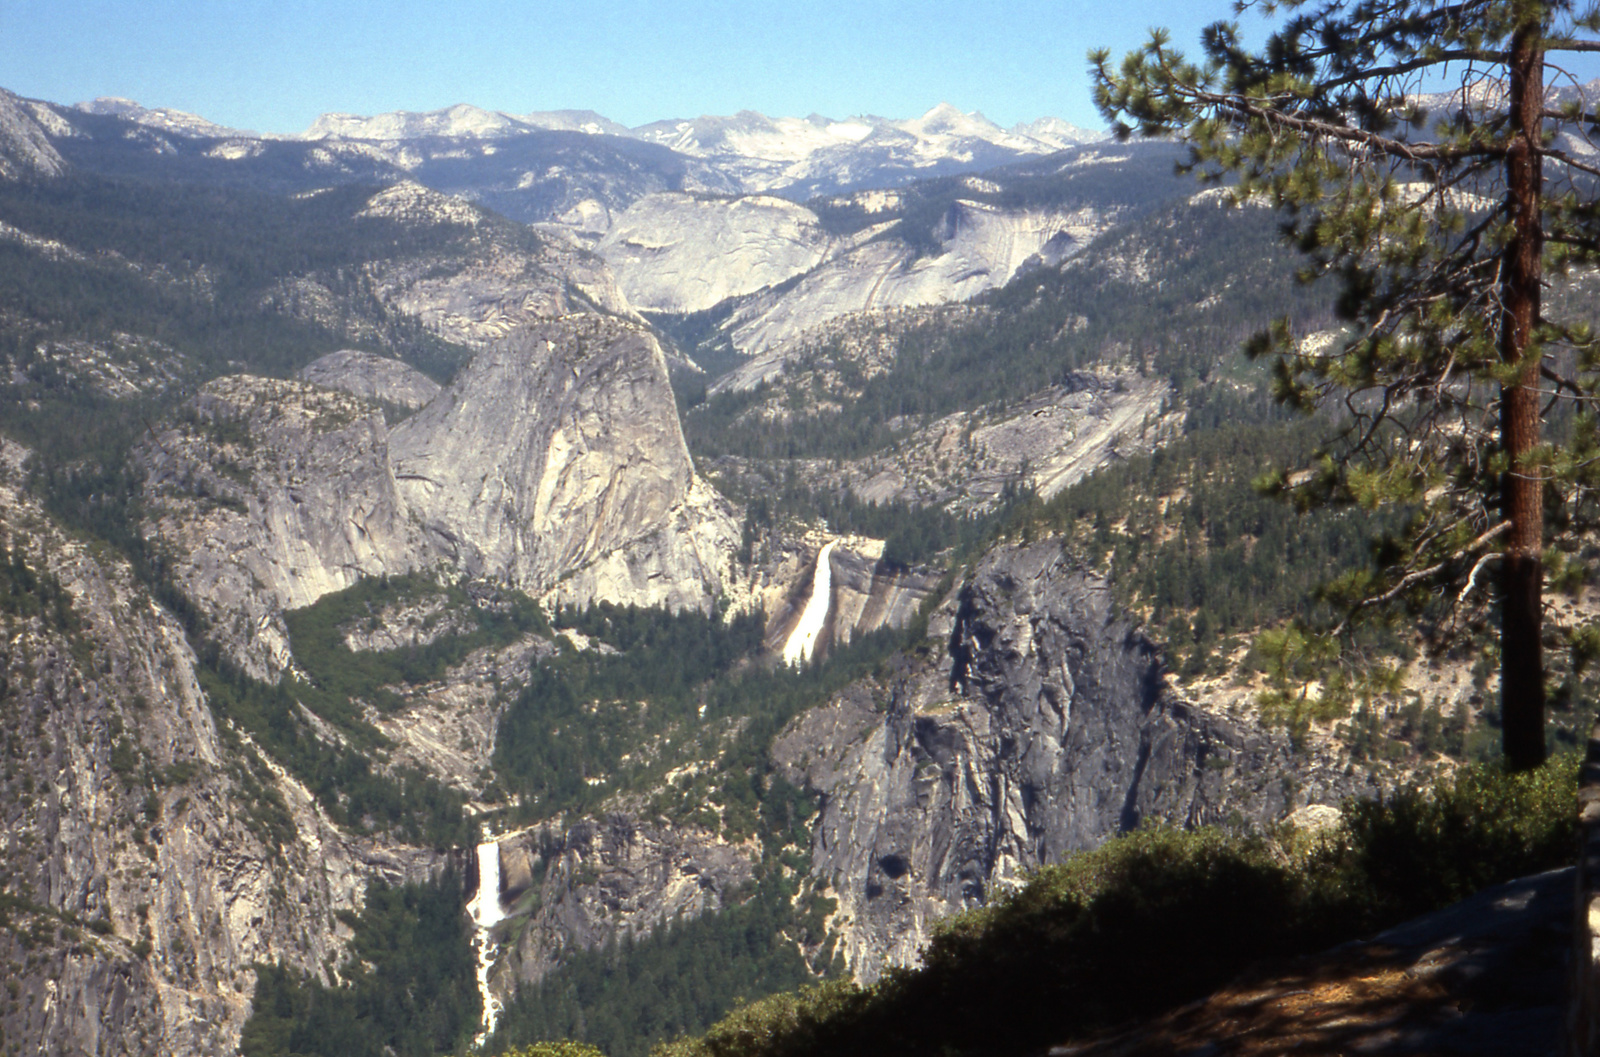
[0,0,1280,136]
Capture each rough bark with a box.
[1499,15,1547,771]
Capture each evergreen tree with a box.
[1094,0,1600,768]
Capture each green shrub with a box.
[1313,756,1577,926]
[495,1043,606,1057]
[655,756,1578,1057]
[653,980,870,1057]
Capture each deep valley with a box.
[0,76,1588,1057]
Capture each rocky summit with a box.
[390,315,740,611]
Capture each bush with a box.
[655,757,1578,1057]
[653,980,869,1057]
[495,1044,607,1057]
[1315,757,1577,926]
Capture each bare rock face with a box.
[489,816,758,994]
[845,373,1179,511]
[598,192,1108,365]
[710,303,952,395]
[708,371,1180,516]
[139,375,434,677]
[297,349,443,410]
[824,547,942,647]
[772,541,1372,982]
[689,199,1107,367]
[362,238,608,348]
[597,192,841,314]
[540,474,744,614]
[714,206,1064,360]
[371,633,557,796]
[390,316,739,611]
[260,182,641,350]
[355,182,641,344]
[0,440,441,1057]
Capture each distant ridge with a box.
[11,87,1112,218]
[71,92,1106,199]
[0,88,66,179]
[75,96,256,139]
[301,100,1104,159]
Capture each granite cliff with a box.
[389,315,740,612]
[296,349,442,410]
[487,816,759,993]
[596,193,845,315]
[771,541,1368,980]
[0,440,442,1055]
[139,315,744,680]
[600,191,1107,364]
[138,374,434,679]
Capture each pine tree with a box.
[1094,0,1600,768]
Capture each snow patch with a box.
[206,140,265,161]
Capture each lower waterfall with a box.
[783,540,836,667]
[467,838,507,1045]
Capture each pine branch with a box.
[1330,521,1510,636]
[1314,50,1504,92]
[1185,83,1508,163]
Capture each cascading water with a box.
[782,540,836,667]
[467,837,507,1046]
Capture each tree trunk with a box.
[1499,15,1546,771]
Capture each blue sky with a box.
[0,0,1275,133]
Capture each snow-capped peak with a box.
[614,104,1102,194]
[888,103,1096,156]
[516,110,632,137]
[75,97,251,139]
[898,102,1005,139]
[302,104,532,141]
[1009,116,1105,151]
[152,91,1111,198]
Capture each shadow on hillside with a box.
[1052,869,1571,1057]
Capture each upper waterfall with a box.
[783,540,836,667]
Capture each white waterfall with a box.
[782,540,836,667]
[467,838,507,1046]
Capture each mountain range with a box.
[0,78,1542,1057]
[79,94,1104,202]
